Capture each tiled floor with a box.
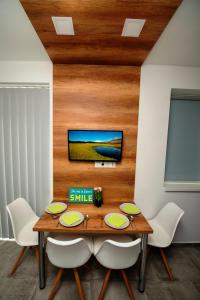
[0,241,200,300]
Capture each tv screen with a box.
[68,130,123,162]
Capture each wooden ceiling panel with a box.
[20,0,182,65]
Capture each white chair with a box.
[6,197,39,275]
[93,235,141,300]
[46,234,93,300]
[148,202,184,280]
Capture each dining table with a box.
[33,201,153,293]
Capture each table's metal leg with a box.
[38,232,46,289]
[138,234,148,292]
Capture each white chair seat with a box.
[47,234,93,269]
[148,220,171,248]
[94,235,141,270]
[93,235,141,299]
[147,202,184,249]
[6,197,40,275]
[49,233,93,253]
[46,233,93,299]
[147,202,184,281]
[93,235,133,255]
[17,216,39,246]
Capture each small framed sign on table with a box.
[68,188,94,203]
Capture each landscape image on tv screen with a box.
[68,130,123,161]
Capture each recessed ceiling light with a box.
[122,18,146,37]
[52,16,74,35]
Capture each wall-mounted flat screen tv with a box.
[68,130,123,162]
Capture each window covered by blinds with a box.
[165,89,200,185]
[0,86,50,238]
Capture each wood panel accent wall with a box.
[53,64,140,203]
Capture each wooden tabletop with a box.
[33,202,153,235]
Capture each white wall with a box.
[145,0,200,67]
[0,61,52,83]
[135,65,200,243]
[0,0,50,61]
[0,61,53,201]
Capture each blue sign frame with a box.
[68,188,94,203]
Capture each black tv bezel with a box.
[68,129,123,162]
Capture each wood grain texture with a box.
[48,269,64,300]
[159,248,174,281]
[20,0,182,65]
[98,269,112,300]
[9,247,27,276]
[53,64,140,202]
[73,268,85,300]
[120,270,136,300]
[33,203,153,234]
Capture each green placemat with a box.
[62,213,81,225]
[123,204,140,214]
[48,204,64,213]
[107,215,126,228]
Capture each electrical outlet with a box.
[95,162,116,168]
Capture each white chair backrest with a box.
[47,237,92,269]
[96,238,141,270]
[7,197,36,241]
[155,202,184,241]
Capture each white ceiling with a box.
[0,0,199,67]
[144,0,200,67]
[0,0,50,61]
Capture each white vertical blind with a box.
[165,89,200,184]
[0,86,50,238]
[165,99,200,181]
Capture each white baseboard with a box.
[172,241,200,244]
[164,181,200,191]
[0,238,15,241]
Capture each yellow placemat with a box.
[123,204,140,214]
[107,215,126,228]
[48,204,64,213]
[62,213,81,225]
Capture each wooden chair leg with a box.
[121,270,135,300]
[159,248,174,281]
[48,268,64,300]
[34,246,39,264]
[98,269,111,300]
[73,268,84,300]
[10,246,27,276]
